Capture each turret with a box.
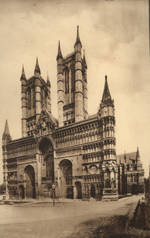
[34,57,41,75]
[47,73,51,113]
[136,147,143,170]
[100,75,114,115]
[99,76,115,160]
[2,120,11,198]
[100,76,117,197]
[20,66,27,137]
[83,49,87,71]
[2,120,12,146]
[82,50,88,119]
[74,26,84,122]
[57,41,64,127]
[34,58,42,122]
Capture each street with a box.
[0,196,141,238]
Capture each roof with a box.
[117,152,137,165]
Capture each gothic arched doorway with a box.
[75,181,82,199]
[90,184,95,197]
[25,165,36,199]
[59,159,73,199]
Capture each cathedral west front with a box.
[3,26,141,201]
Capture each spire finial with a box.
[34,57,41,75]
[57,41,63,60]
[102,75,112,103]
[2,120,12,141]
[136,147,140,161]
[47,72,51,87]
[76,26,80,42]
[75,25,81,45]
[119,157,121,164]
[20,64,26,81]
[83,49,87,69]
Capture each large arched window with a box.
[71,64,75,92]
[45,91,47,108]
[28,88,31,109]
[66,167,72,185]
[45,155,54,179]
[33,87,35,108]
[65,69,69,94]
[41,87,43,106]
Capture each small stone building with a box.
[117,148,144,195]
[2,27,119,200]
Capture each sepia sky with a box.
[0,0,149,183]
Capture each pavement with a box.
[0,195,142,238]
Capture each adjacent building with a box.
[117,148,144,195]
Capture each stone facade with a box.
[117,148,144,195]
[2,27,118,200]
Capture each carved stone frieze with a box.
[102,160,117,172]
[34,109,57,136]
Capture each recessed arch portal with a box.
[59,159,73,198]
[24,165,36,199]
[39,138,54,181]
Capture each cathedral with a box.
[2,27,143,201]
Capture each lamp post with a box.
[52,183,55,206]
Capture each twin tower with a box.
[20,26,114,138]
[57,26,88,127]
[20,26,88,136]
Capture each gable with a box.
[35,109,58,136]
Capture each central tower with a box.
[57,26,88,127]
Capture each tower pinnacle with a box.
[102,75,112,103]
[2,120,12,142]
[83,50,87,69]
[57,41,63,60]
[47,72,51,87]
[20,65,26,81]
[34,58,41,75]
[136,147,140,162]
[76,26,81,44]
